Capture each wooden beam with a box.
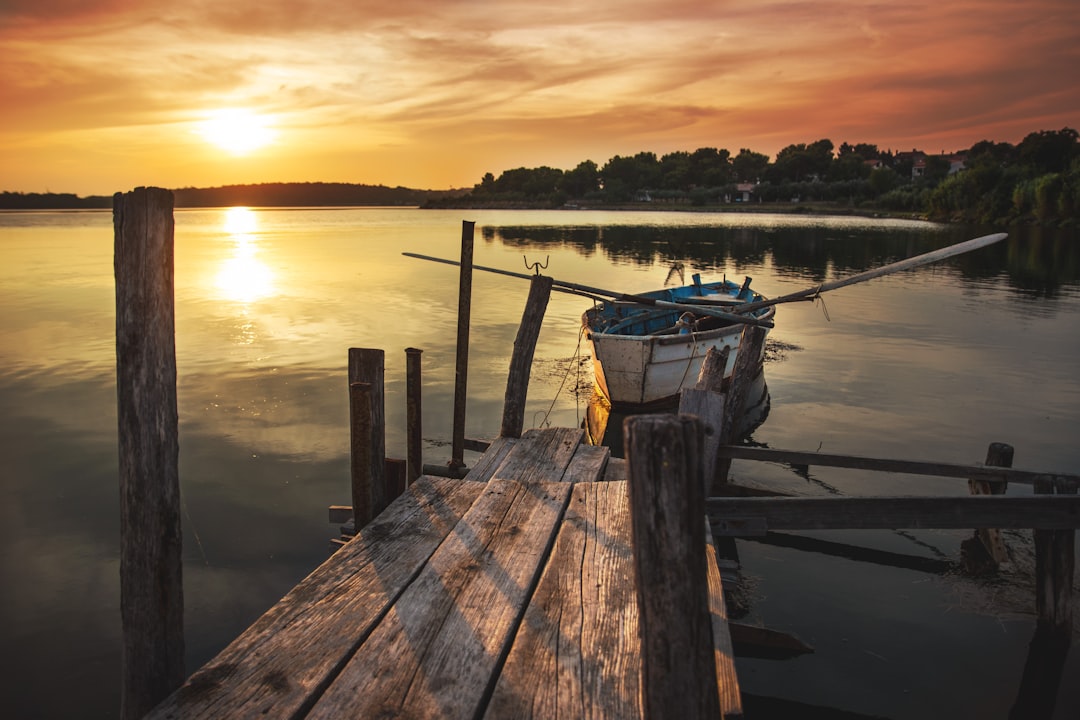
[625,415,722,719]
[708,496,1080,534]
[451,220,475,472]
[715,445,1079,486]
[968,442,1013,565]
[501,274,553,438]
[114,187,185,719]
[348,348,386,516]
[405,347,423,484]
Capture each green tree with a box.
[560,160,600,197]
[731,148,769,183]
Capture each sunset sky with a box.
[2,0,1077,196]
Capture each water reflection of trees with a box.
[483,223,1079,298]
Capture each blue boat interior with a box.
[587,274,764,336]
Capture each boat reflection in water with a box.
[583,366,771,457]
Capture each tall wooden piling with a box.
[625,414,721,719]
[405,347,423,484]
[716,324,766,486]
[1034,474,1076,635]
[348,349,385,521]
[500,274,553,438]
[451,220,475,473]
[114,187,184,719]
[349,381,374,527]
[968,442,1013,566]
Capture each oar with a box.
[402,252,774,328]
[731,232,1008,314]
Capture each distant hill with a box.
[1,183,466,210]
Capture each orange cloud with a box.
[1,0,1077,195]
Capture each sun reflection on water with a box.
[215,208,275,304]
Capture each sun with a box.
[197,109,276,155]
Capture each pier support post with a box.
[114,187,184,719]
[500,274,553,438]
[1034,475,1076,636]
[451,220,475,474]
[625,414,721,720]
[405,347,423,484]
[967,442,1012,567]
[349,348,385,521]
[716,325,766,486]
[349,382,374,528]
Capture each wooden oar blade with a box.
[734,232,1008,313]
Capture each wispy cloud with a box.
[1,0,1077,193]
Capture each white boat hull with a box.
[586,323,768,406]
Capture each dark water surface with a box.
[1,208,1077,718]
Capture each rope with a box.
[537,324,587,429]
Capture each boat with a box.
[582,274,775,407]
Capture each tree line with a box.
[426,128,1080,225]
[0,182,456,210]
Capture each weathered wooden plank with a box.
[486,481,639,719]
[462,435,517,482]
[705,521,743,718]
[716,446,1080,486]
[560,442,610,483]
[708,496,1080,533]
[488,427,584,485]
[146,477,483,720]
[306,477,573,719]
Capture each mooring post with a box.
[348,348,386,520]
[114,187,184,719]
[716,325,766,486]
[968,442,1013,567]
[500,274,553,438]
[679,345,731,494]
[1034,474,1076,636]
[451,220,475,474]
[349,381,374,528]
[625,414,721,720]
[405,347,423,484]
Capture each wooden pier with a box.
[146,426,742,719]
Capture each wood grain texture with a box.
[501,274,553,438]
[704,521,743,718]
[487,481,639,719]
[306,477,573,719]
[716,445,1080,486]
[708,496,1080,531]
[625,415,720,720]
[348,348,386,516]
[146,477,482,720]
[488,427,584,485]
[114,187,185,720]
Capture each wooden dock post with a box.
[500,274,553,438]
[679,345,731,494]
[451,220,475,474]
[625,414,721,719]
[348,348,386,521]
[967,442,1013,567]
[405,347,423,484]
[349,381,374,528]
[113,187,184,719]
[716,325,766,486]
[1034,474,1076,636]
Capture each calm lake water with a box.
[1,207,1078,718]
